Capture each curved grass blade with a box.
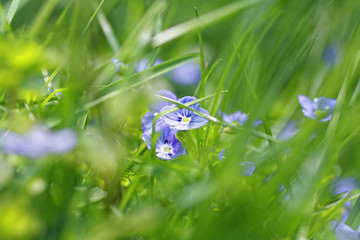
[152,0,262,47]
[84,53,199,109]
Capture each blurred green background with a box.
[0,0,360,239]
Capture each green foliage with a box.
[0,0,360,239]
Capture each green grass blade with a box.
[6,0,21,24]
[84,53,199,109]
[83,0,105,35]
[152,0,262,47]
[97,9,120,53]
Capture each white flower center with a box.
[161,144,174,154]
[181,116,191,124]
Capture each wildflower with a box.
[111,58,125,72]
[170,62,201,85]
[135,58,163,72]
[220,110,248,126]
[277,121,299,140]
[160,96,209,130]
[298,95,336,122]
[331,222,360,240]
[323,44,338,66]
[0,127,77,159]
[217,149,255,176]
[332,177,358,195]
[218,149,226,160]
[141,90,177,136]
[142,126,186,160]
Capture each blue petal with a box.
[150,90,177,112]
[298,95,314,112]
[332,177,358,195]
[221,111,248,126]
[135,58,163,72]
[178,96,199,109]
[239,161,255,176]
[50,129,77,154]
[189,107,209,129]
[333,222,360,240]
[218,149,226,160]
[170,62,201,85]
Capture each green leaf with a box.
[152,0,262,47]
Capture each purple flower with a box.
[141,90,177,136]
[142,127,185,160]
[160,96,209,130]
[220,111,248,126]
[0,127,77,159]
[170,62,201,85]
[332,222,360,240]
[135,58,163,72]
[298,95,336,122]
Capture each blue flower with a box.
[142,126,186,160]
[135,58,163,72]
[217,149,255,176]
[239,161,256,176]
[332,177,358,195]
[277,121,299,140]
[218,149,226,161]
[332,222,360,240]
[220,110,248,126]
[160,96,209,130]
[0,127,77,159]
[298,95,336,122]
[111,58,125,72]
[141,90,177,136]
[170,62,201,85]
[323,45,338,66]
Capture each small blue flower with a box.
[218,149,226,161]
[323,45,338,66]
[0,127,77,159]
[298,95,336,122]
[111,58,125,72]
[332,222,360,240]
[160,96,209,130]
[142,127,186,160]
[278,121,299,140]
[141,90,177,136]
[332,177,358,195]
[170,62,201,85]
[135,58,163,72]
[220,110,248,126]
[239,161,256,176]
[217,149,255,176]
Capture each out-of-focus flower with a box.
[323,45,338,66]
[217,149,255,176]
[143,126,185,160]
[0,127,77,159]
[331,222,360,240]
[170,62,201,85]
[219,110,248,126]
[277,121,299,140]
[298,95,336,122]
[332,177,358,195]
[161,96,209,130]
[218,149,226,161]
[135,58,163,72]
[111,58,125,72]
[239,161,256,176]
[141,90,177,136]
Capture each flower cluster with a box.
[0,127,77,159]
[141,90,209,160]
